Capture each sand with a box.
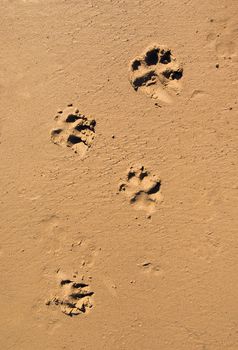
[0,0,238,349]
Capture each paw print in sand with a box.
[129,44,183,104]
[50,104,96,158]
[46,274,94,317]
[119,165,162,215]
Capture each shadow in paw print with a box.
[145,48,159,65]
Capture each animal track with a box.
[206,18,237,60]
[119,165,162,214]
[47,274,94,316]
[207,31,237,58]
[50,104,96,157]
[129,44,183,103]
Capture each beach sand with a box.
[0,0,238,349]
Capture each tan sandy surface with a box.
[0,1,238,349]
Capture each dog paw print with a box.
[50,104,96,158]
[119,165,162,215]
[129,44,183,103]
[46,275,94,317]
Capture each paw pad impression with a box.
[119,165,162,215]
[129,44,183,103]
[46,275,94,317]
[51,104,96,158]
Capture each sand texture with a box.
[0,0,238,349]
